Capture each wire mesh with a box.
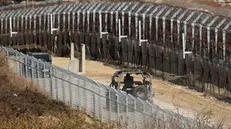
[1,1,225,128]
[1,46,201,129]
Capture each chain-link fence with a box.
[0,2,231,100]
[1,46,205,129]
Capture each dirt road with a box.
[52,57,231,128]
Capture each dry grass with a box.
[184,0,221,7]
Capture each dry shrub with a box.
[8,74,48,96]
[195,109,224,129]
[0,52,47,95]
[0,52,9,85]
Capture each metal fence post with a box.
[36,61,40,86]
[43,62,46,90]
[49,65,53,98]
[78,82,81,109]
[99,86,103,121]
[116,91,120,124]
[61,69,65,103]
[27,56,33,81]
[31,57,34,81]
[25,57,28,80]
[18,53,23,76]
[124,93,128,129]
[108,89,111,121]
[134,97,137,128]
[85,80,88,113]
[53,66,58,100]
[69,72,72,106]
[93,90,96,117]
[6,49,9,56]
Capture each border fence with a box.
[1,46,207,129]
[0,2,231,99]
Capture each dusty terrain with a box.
[184,0,221,7]
[51,1,231,128]
[53,57,231,128]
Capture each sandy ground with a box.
[52,57,231,128]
